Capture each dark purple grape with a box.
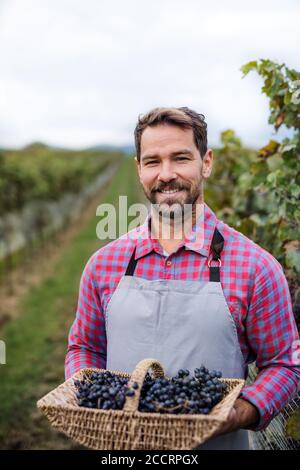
[74,365,225,415]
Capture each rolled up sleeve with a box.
[65,254,107,379]
[239,252,300,430]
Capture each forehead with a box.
[140,124,196,156]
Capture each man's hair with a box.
[134,106,208,162]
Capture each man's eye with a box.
[176,156,189,161]
[145,161,158,166]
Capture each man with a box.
[65,107,300,449]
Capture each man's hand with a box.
[212,398,260,437]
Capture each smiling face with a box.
[136,123,213,217]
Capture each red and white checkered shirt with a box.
[65,203,300,430]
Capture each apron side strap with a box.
[125,246,138,276]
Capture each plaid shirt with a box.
[65,203,300,430]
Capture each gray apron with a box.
[105,228,249,450]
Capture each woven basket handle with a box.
[123,358,165,412]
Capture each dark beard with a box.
[143,185,201,221]
[148,185,200,205]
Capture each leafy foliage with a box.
[206,59,300,327]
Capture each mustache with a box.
[151,182,190,193]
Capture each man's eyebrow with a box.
[170,150,193,157]
[141,149,193,161]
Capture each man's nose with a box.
[157,162,177,182]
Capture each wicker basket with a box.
[37,358,245,450]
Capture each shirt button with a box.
[166,260,172,267]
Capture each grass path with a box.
[0,157,143,449]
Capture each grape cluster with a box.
[74,366,227,415]
[74,370,132,410]
[139,366,226,415]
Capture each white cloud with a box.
[0,0,299,148]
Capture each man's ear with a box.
[134,156,141,178]
[201,149,213,179]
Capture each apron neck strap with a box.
[125,228,224,281]
[209,228,224,282]
[125,246,138,276]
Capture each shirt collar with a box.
[134,203,218,260]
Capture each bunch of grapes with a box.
[74,371,131,410]
[74,366,227,415]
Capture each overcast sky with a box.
[0,0,299,150]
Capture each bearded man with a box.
[65,107,300,450]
